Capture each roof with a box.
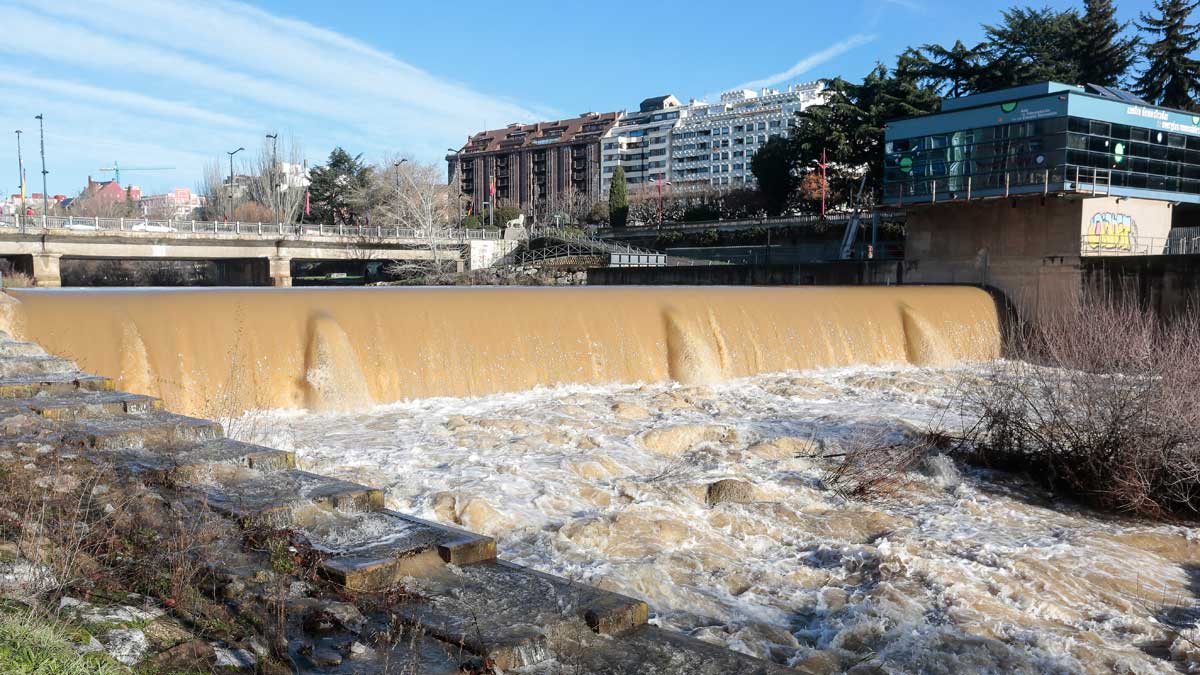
[456,111,620,156]
[638,95,681,113]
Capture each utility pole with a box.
[266,133,278,221]
[14,130,24,225]
[35,115,48,223]
[226,146,245,222]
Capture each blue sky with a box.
[0,0,1146,197]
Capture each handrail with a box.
[1081,234,1200,256]
[0,213,503,242]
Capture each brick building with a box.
[447,111,619,220]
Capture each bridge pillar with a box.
[268,256,292,287]
[31,253,62,288]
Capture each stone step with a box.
[393,560,649,670]
[290,507,495,591]
[0,355,80,379]
[0,374,113,399]
[70,411,224,451]
[191,468,384,520]
[112,437,295,475]
[576,625,800,674]
[0,341,49,358]
[0,390,162,421]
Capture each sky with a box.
[0,0,1148,197]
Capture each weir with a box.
[0,286,1000,416]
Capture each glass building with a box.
[883,82,1200,205]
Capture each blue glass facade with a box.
[883,83,1200,205]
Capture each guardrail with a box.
[0,214,503,241]
[1081,235,1200,256]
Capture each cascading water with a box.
[1,286,1000,417]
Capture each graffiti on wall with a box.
[1084,211,1138,252]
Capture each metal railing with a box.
[1081,235,1200,256]
[495,230,719,268]
[884,164,1125,204]
[0,213,503,241]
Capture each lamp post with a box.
[655,179,671,233]
[14,130,24,226]
[446,148,463,224]
[34,115,48,224]
[226,147,244,222]
[393,158,407,228]
[811,149,829,220]
[266,133,278,221]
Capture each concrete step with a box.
[0,341,49,358]
[70,411,224,451]
[190,468,384,520]
[576,625,800,674]
[288,507,495,591]
[394,560,649,670]
[112,437,295,475]
[0,390,161,421]
[0,374,112,399]
[0,355,80,379]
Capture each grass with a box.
[0,606,127,675]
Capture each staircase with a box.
[0,332,795,673]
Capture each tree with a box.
[608,166,629,229]
[307,148,371,226]
[908,40,986,97]
[750,136,801,216]
[247,134,306,224]
[1135,0,1200,110]
[977,7,1084,89]
[1079,0,1140,87]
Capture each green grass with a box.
[0,606,128,675]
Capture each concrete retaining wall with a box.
[1081,254,1200,318]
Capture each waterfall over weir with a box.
[2,286,1001,417]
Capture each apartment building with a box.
[448,111,619,218]
[671,82,826,191]
[599,95,685,193]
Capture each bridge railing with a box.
[0,214,502,241]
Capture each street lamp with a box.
[14,130,24,225]
[393,159,407,228]
[265,134,278,221]
[34,115,48,224]
[446,148,463,223]
[810,149,829,220]
[226,147,245,222]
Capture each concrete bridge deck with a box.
[0,214,512,286]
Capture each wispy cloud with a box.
[733,34,878,92]
[0,0,546,193]
[880,0,927,13]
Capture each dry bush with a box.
[962,294,1200,519]
[1,272,33,288]
[818,430,949,501]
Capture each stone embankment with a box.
[0,331,794,673]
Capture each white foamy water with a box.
[233,367,1200,673]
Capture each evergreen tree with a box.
[306,148,371,226]
[1079,0,1140,86]
[1135,0,1200,109]
[750,136,801,216]
[608,166,629,229]
[908,40,986,97]
[978,7,1084,89]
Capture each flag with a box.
[305,190,311,216]
[489,175,495,197]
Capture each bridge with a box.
[0,214,511,286]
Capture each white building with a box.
[671,82,826,191]
[600,95,686,193]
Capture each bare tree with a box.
[197,159,243,221]
[247,134,306,224]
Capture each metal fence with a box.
[1081,235,1200,257]
[0,213,503,241]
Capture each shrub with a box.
[963,294,1200,519]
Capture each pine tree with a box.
[307,148,370,226]
[1135,0,1200,109]
[1079,0,1140,86]
[608,166,629,229]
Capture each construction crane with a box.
[97,161,175,184]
